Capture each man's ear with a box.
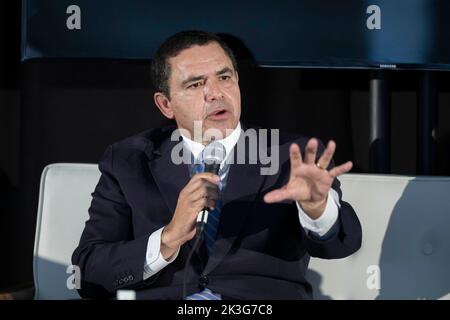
[154,92,174,119]
[235,70,239,82]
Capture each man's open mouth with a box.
[207,108,229,119]
[211,109,227,116]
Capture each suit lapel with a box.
[146,132,190,214]
[203,129,268,274]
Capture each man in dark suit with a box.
[72,30,362,300]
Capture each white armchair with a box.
[33,163,100,299]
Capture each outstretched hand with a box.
[263,138,352,220]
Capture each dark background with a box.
[2,1,450,290]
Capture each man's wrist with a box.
[160,225,180,260]
[297,195,328,220]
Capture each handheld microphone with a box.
[196,141,226,227]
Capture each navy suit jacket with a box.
[72,124,362,299]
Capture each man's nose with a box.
[204,79,224,102]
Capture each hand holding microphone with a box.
[160,141,226,260]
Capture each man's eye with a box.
[220,75,231,81]
[188,82,203,89]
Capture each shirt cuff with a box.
[296,189,340,237]
[143,226,180,280]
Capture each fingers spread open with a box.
[263,188,291,203]
[304,138,318,164]
[329,161,353,178]
[289,143,303,173]
[317,140,336,170]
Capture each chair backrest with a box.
[33,164,450,299]
[306,174,450,300]
[33,163,100,300]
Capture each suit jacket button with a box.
[199,276,209,287]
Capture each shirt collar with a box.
[181,122,242,163]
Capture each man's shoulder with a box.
[108,124,176,157]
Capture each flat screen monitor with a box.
[21,0,450,70]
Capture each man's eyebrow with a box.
[181,67,234,87]
[216,67,233,75]
[181,75,206,87]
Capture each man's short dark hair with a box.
[151,30,238,99]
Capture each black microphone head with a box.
[203,141,226,174]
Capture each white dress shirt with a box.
[143,123,340,279]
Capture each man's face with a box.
[155,42,241,141]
